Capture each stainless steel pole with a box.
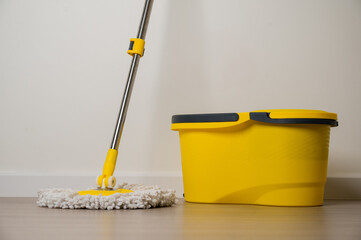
[110,0,153,150]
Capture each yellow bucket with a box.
[171,109,338,206]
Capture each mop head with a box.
[37,183,177,210]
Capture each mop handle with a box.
[110,0,153,150]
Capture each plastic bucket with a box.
[171,109,338,206]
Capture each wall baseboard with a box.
[324,177,361,200]
[0,173,360,199]
[0,173,184,198]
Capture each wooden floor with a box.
[0,198,360,240]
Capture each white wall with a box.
[0,0,361,196]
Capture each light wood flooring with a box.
[0,198,360,240]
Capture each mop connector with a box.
[97,149,118,189]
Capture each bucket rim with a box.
[171,109,338,130]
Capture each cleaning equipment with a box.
[171,109,338,206]
[37,0,176,209]
[93,0,153,192]
[38,183,176,210]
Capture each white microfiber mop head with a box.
[37,183,177,210]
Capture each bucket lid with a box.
[171,109,338,130]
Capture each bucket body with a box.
[171,110,338,206]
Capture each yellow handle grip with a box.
[127,38,145,57]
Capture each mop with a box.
[37,183,176,210]
[37,0,177,209]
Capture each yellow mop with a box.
[37,0,176,209]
